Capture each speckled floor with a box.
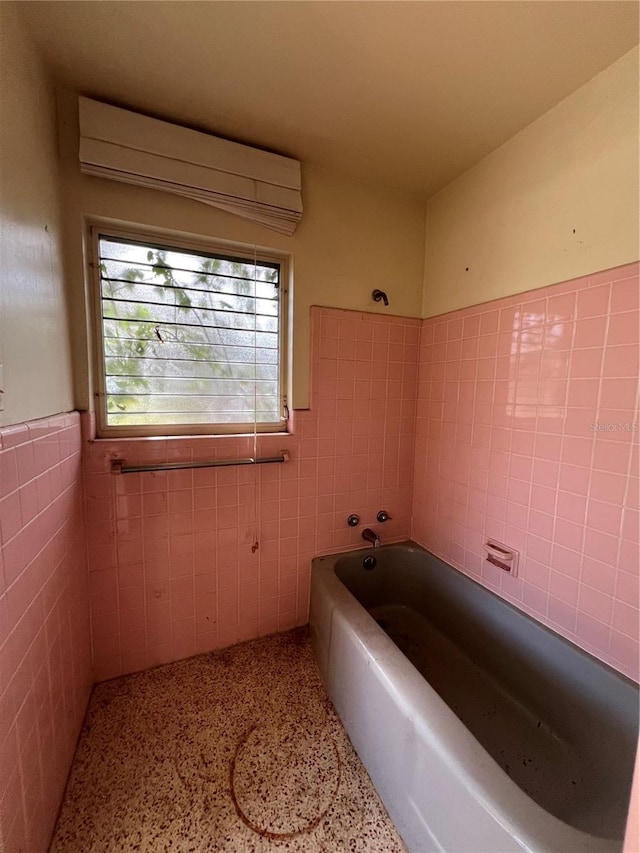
[50,628,407,852]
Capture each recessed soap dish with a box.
[483,540,519,576]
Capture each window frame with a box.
[88,222,291,439]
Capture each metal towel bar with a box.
[111,451,289,474]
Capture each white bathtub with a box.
[310,543,638,853]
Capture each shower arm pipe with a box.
[111,451,289,474]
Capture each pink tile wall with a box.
[412,262,639,681]
[1,266,635,849]
[83,307,420,681]
[0,412,91,853]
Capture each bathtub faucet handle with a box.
[376,510,392,523]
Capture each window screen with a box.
[94,232,286,435]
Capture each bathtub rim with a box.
[318,539,638,691]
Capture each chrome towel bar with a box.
[111,451,289,474]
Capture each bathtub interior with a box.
[333,544,639,842]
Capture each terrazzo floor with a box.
[50,628,407,852]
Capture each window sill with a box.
[88,432,293,444]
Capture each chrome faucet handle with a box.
[376,510,392,522]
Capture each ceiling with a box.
[18,1,640,199]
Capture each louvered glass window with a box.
[92,230,288,436]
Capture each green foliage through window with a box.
[96,234,283,432]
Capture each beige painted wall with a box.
[56,90,425,412]
[0,5,74,426]
[423,47,640,318]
